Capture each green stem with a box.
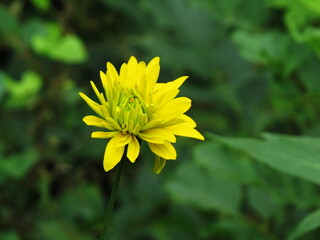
[100,160,124,240]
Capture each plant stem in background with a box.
[100,160,124,240]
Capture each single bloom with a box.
[79,56,204,174]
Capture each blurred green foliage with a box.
[0,0,320,239]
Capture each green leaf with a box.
[247,187,279,219]
[299,58,320,93]
[287,209,320,240]
[194,142,257,184]
[30,22,87,63]
[0,149,39,179]
[232,30,289,65]
[285,2,320,56]
[210,133,320,185]
[50,35,87,63]
[299,0,320,14]
[3,70,42,107]
[165,162,241,214]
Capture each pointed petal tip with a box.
[153,168,162,174]
[128,56,138,64]
[152,56,160,63]
[190,129,205,140]
[82,115,93,124]
[198,134,205,141]
[153,156,166,174]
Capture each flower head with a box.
[79,56,204,174]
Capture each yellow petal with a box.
[116,133,132,147]
[106,62,119,81]
[104,117,122,131]
[164,123,204,140]
[100,71,108,90]
[119,63,127,84]
[153,155,166,174]
[148,141,177,160]
[125,56,138,88]
[137,61,147,80]
[141,119,164,131]
[83,115,114,130]
[146,57,160,91]
[167,76,188,90]
[90,81,106,104]
[178,114,197,127]
[103,135,125,171]
[153,88,180,108]
[144,117,184,129]
[139,131,165,144]
[127,135,140,163]
[152,76,187,103]
[155,97,191,120]
[79,92,103,117]
[128,56,138,65]
[91,131,118,138]
[147,57,160,69]
[141,128,176,143]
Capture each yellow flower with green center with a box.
[79,56,204,174]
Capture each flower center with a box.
[108,86,150,135]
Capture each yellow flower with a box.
[79,56,204,174]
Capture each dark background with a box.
[1,0,320,239]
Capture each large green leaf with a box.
[165,161,241,214]
[247,187,279,220]
[287,208,320,240]
[194,142,257,184]
[210,133,320,185]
